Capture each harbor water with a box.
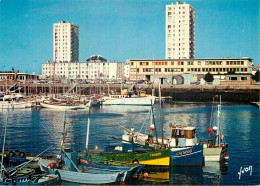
[0,103,259,185]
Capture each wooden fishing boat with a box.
[93,83,203,166]
[89,148,171,166]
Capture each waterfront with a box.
[0,103,259,185]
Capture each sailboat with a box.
[203,96,229,161]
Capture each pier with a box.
[1,82,259,102]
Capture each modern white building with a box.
[53,21,79,62]
[42,56,126,81]
[166,1,195,59]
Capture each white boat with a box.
[102,94,156,106]
[0,93,26,109]
[40,102,81,110]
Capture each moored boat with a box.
[203,97,228,161]
[102,94,156,106]
[40,102,81,110]
[0,94,26,109]
[39,157,125,184]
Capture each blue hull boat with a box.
[170,145,204,166]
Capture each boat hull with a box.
[40,102,80,110]
[170,145,204,166]
[79,158,144,180]
[90,149,171,166]
[102,96,156,106]
[203,144,228,161]
[57,169,122,184]
[0,102,26,109]
[39,159,124,184]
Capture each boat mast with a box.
[85,108,91,151]
[0,110,8,181]
[216,95,222,146]
[159,82,164,147]
[151,101,159,145]
[52,62,55,100]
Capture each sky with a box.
[0,0,259,74]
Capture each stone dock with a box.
[1,83,259,102]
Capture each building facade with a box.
[127,57,253,81]
[53,21,79,62]
[42,56,125,81]
[166,1,195,59]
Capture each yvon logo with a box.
[238,166,252,180]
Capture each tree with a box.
[252,70,260,82]
[204,72,214,82]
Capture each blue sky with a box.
[0,0,259,74]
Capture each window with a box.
[241,77,247,81]
[229,77,237,81]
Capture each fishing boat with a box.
[89,147,171,166]
[78,109,145,181]
[108,125,204,166]
[94,83,204,166]
[203,97,228,161]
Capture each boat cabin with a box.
[169,126,197,147]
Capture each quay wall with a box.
[0,83,259,102]
[156,85,260,102]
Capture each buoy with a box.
[120,180,125,185]
[150,124,155,131]
[49,162,55,169]
[207,128,212,134]
[143,172,148,178]
[224,154,229,160]
[213,126,217,132]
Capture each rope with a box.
[209,97,215,129]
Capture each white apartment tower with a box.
[166,1,195,59]
[53,21,79,62]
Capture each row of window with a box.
[132,67,248,73]
[229,77,248,81]
[131,61,247,66]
